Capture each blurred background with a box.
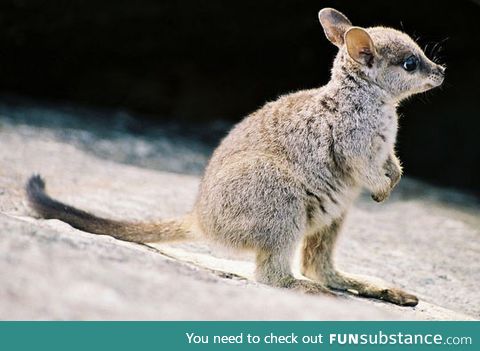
[0,0,478,195]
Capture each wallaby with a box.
[27,8,445,307]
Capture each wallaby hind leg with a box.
[301,218,418,306]
[255,245,333,295]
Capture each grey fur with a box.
[27,8,445,306]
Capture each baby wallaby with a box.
[27,8,445,306]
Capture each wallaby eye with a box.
[403,55,418,72]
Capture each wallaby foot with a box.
[279,276,335,295]
[255,247,334,296]
[326,273,418,306]
[302,218,418,307]
[303,262,418,306]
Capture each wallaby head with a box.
[319,8,445,101]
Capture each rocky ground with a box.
[0,100,478,320]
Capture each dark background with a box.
[0,0,479,194]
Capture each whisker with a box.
[443,81,454,89]
[413,33,422,44]
[424,42,430,54]
[431,42,441,56]
[418,92,430,104]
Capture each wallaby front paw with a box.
[372,156,401,202]
[385,168,401,188]
[371,190,390,203]
[384,155,402,188]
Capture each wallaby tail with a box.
[26,174,191,243]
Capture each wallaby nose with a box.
[437,65,446,76]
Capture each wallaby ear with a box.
[344,27,376,67]
[318,8,352,47]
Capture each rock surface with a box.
[0,103,478,320]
